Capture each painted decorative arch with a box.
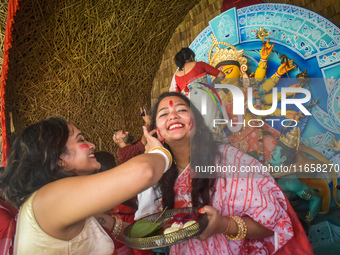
[189,3,340,164]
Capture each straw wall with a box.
[151,0,223,106]
[0,1,7,67]
[0,0,340,162]
[2,0,201,159]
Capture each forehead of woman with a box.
[67,123,79,136]
[157,96,189,111]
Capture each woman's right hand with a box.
[143,126,164,153]
[197,205,228,241]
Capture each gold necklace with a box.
[174,160,189,169]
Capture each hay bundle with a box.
[0,1,7,67]
[4,0,200,157]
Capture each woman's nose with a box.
[168,111,179,121]
[88,141,95,150]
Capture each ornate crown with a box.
[208,34,247,68]
[279,127,300,150]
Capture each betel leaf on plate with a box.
[262,131,272,136]
[128,219,162,238]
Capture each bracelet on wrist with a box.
[225,216,247,240]
[275,71,282,78]
[148,147,173,172]
[111,215,123,239]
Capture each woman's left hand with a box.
[143,127,164,153]
[197,205,228,241]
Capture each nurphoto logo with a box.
[199,84,312,128]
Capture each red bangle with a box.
[222,216,231,235]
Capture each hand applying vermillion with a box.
[143,126,164,153]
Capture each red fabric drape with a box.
[221,0,261,13]
[0,198,18,255]
[1,0,21,166]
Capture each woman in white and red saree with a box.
[146,92,313,255]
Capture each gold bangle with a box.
[111,215,123,239]
[226,216,247,240]
[149,147,173,171]
[269,74,280,84]
[258,59,267,69]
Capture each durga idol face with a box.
[220,64,241,86]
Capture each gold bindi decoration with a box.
[279,127,300,150]
[255,27,268,42]
[208,34,247,68]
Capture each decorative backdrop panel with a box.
[188,4,340,251]
[190,4,340,165]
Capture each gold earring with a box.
[61,161,66,167]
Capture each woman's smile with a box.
[168,122,185,131]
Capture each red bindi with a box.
[79,144,89,149]
[169,100,173,107]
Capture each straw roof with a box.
[151,0,223,105]
[0,1,7,68]
[0,0,340,163]
[1,0,201,159]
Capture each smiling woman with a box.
[138,91,314,255]
[0,116,172,255]
[58,124,101,176]
[155,96,193,144]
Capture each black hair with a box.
[0,117,73,208]
[93,151,116,173]
[174,47,195,70]
[151,92,221,209]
